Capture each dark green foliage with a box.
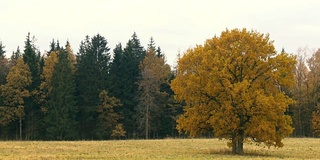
[76,34,111,139]
[23,33,41,90]
[158,73,183,138]
[22,33,42,140]
[0,32,182,140]
[0,42,9,86]
[44,50,78,140]
[109,43,124,97]
[0,42,5,58]
[109,32,146,138]
[10,47,22,65]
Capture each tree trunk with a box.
[19,116,22,140]
[146,105,149,139]
[232,133,244,154]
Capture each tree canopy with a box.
[171,28,296,154]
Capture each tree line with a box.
[0,30,319,141]
[0,32,182,140]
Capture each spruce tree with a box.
[109,32,146,138]
[44,49,77,140]
[76,34,111,139]
[22,33,41,139]
[0,42,5,58]
[109,43,124,98]
[10,47,22,67]
[0,42,9,86]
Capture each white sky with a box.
[1,0,320,66]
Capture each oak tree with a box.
[171,28,296,154]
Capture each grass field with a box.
[0,138,319,159]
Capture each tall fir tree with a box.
[0,41,5,58]
[44,49,77,140]
[10,47,22,67]
[109,43,124,97]
[22,33,41,139]
[0,42,9,86]
[109,32,146,138]
[76,34,111,139]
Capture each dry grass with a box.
[0,138,319,159]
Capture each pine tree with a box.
[76,34,111,139]
[44,49,77,140]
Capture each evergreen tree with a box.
[49,39,56,54]
[0,42,5,58]
[10,47,22,67]
[109,32,146,138]
[0,42,9,86]
[76,34,111,139]
[22,33,41,139]
[109,43,124,97]
[44,49,77,140]
[159,73,183,138]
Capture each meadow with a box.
[0,138,319,159]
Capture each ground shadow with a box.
[204,148,289,159]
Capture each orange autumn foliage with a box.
[171,28,296,153]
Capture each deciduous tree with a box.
[111,123,126,139]
[312,110,320,137]
[96,90,122,139]
[171,28,296,154]
[136,38,171,139]
[291,48,310,136]
[0,58,32,139]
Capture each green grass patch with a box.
[0,138,319,159]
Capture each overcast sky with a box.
[1,0,320,66]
